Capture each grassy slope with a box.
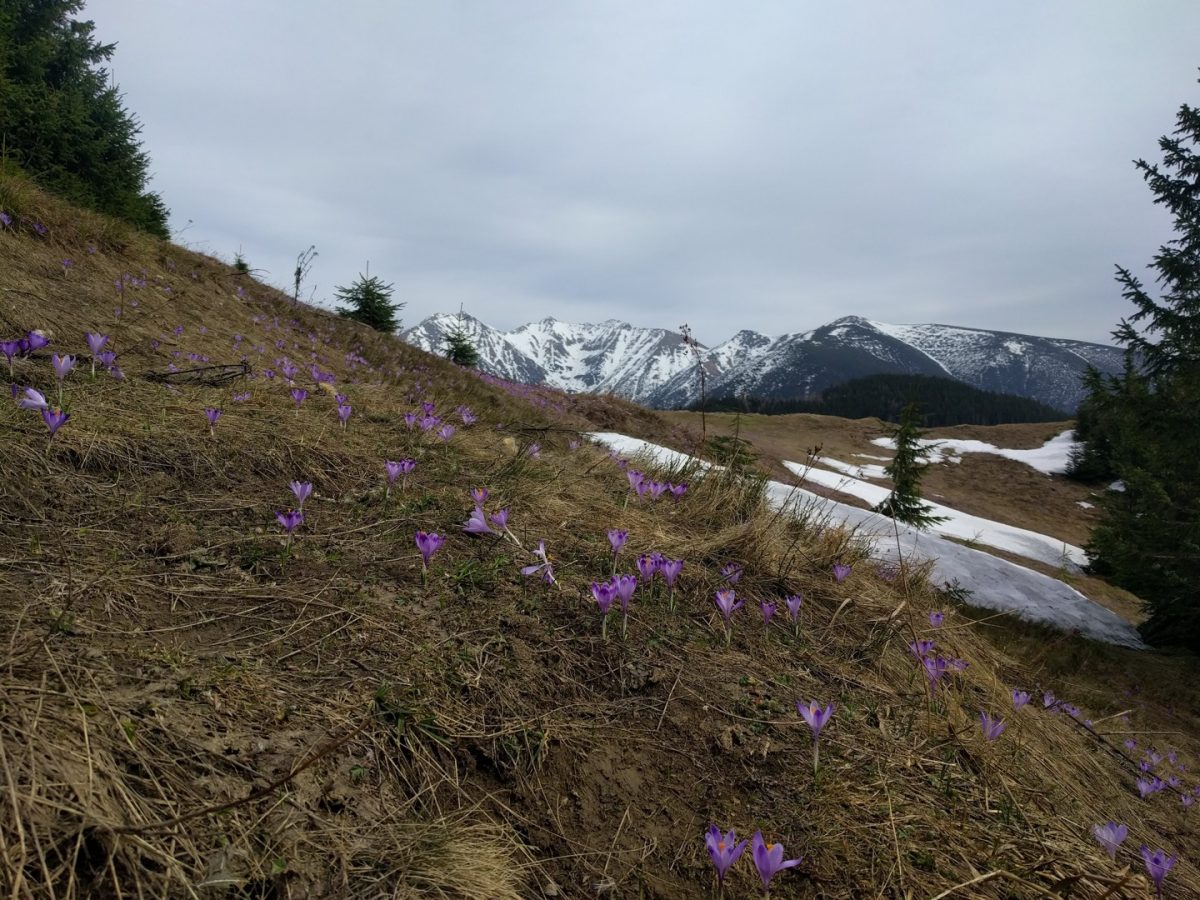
[2,176,1198,898]
[665,411,1146,622]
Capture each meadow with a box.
[2,172,1197,897]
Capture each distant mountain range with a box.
[401,314,1125,412]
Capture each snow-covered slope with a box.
[504,318,696,399]
[587,432,1143,648]
[401,313,549,386]
[401,314,1123,410]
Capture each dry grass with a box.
[2,174,1199,898]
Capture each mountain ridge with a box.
[401,313,1124,412]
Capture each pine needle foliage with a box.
[444,322,480,367]
[0,0,169,236]
[1072,76,1200,651]
[334,272,403,333]
[874,402,946,529]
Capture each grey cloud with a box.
[88,0,1198,346]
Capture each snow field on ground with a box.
[871,429,1078,475]
[586,433,1143,648]
[786,460,1087,570]
[817,456,890,480]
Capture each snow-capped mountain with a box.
[401,314,1124,412]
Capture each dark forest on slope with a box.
[700,373,1069,426]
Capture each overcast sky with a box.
[87,1,1197,346]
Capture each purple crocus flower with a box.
[591,581,616,638]
[52,353,76,383]
[26,331,49,352]
[612,573,637,617]
[289,481,313,508]
[489,508,510,530]
[607,528,628,557]
[1091,822,1128,860]
[661,558,683,609]
[590,580,616,614]
[1140,846,1176,898]
[275,509,303,533]
[403,411,418,429]
[1124,739,1138,752]
[0,211,10,227]
[636,553,657,583]
[16,387,49,410]
[85,332,109,376]
[438,424,456,442]
[204,408,221,435]
[760,599,777,626]
[0,340,19,375]
[797,700,834,738]
[385,458,415,496]
[832,562,852,583]
[1183,794,1195,809]
[714,589,742,643]
[626,470,644,494]
[42,407,69,440]
[336,403,352,428]
[470,487,488,505]
[669,482,688,501]
[647,480,667,500]
[720,562,743,584]
[520,540,556,585]
[785,594,803,631]
[929,611,945,628]
[463,506,496,536]
[909,639,935,658]
[704,825,747,888]
[526,441,540,458]
[291,387,308,409]
[922,656,950,691]
[1012,690,1031,710]
[979,711,1006,742]
[568,439,580,450]
[1137,777,1164,798]
[415,530,445,572]
[750,831,802,892]
[1043,691,1058,710]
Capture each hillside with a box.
[2,175,1199,898]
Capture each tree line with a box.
[697,373,1068,427]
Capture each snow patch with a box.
[584,434,1141,647]
[1004,340,1026,355]
[784,462,1086,570]
[1077,501,1095,510]
[585,432,710,472]
[871,429,1078,475]
[817,456,889,480]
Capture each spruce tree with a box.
[444,321,480,367]
[874,403,946,529]
[334,273,403,333]
[1075,78,1200,650]
[0,0,169,236]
